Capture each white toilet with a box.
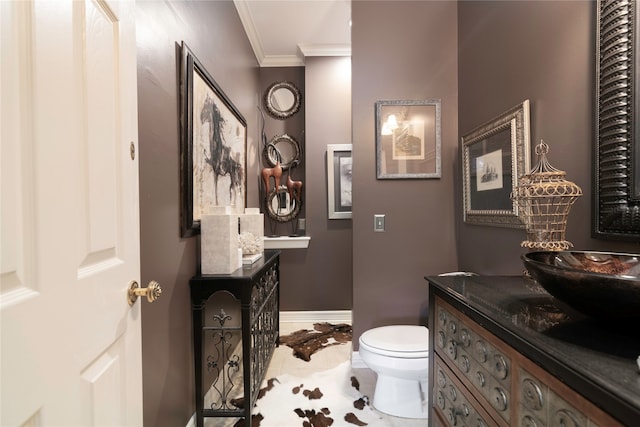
[358,325,429,419]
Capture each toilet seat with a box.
[359,325,428,358]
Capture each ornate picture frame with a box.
[327,144,352,219]
[375,99,441,179]
[180,42,247,237]
[594,0,640,240]
[462,100,531,228]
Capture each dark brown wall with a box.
[351,1,459,349]
[257,61,353,311]
[136,1,259,426]
[457,0,639,275]
[299,56,353,310]
[259,66,306,227]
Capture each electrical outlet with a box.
[374,214,385,232]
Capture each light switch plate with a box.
[374,214,385,232]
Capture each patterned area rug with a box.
[279,322,353,361]
[230,323,391,427]
[234,361,390,427]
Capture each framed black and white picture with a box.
[375,99,441,179]
[327,144,352,219]
[462,100,531,228]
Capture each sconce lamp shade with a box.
[387,114,398,130]
[511,141,582,251]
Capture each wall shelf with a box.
[263,236,310,249]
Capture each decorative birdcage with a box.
[511,141,582,251]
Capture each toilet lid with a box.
[360,325,428,356]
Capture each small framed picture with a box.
[375,99,441,179]
[327,144,352,219]
[462,100,531,228]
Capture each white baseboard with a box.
[279,310,352,324]
[351,351,367,369]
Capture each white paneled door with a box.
[1,1,146,425]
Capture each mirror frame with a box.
[264,134,301,171]
[264,81,302,120]
[265,186,301,223]
[594,0,640,240]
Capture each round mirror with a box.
[264,134,301,170]
[265,185,301,223]
[264,81,302,119]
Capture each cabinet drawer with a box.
[434,355,496,427]
[516,365,623,427]
[435,301,511,425]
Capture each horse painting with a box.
[200,93,243,206]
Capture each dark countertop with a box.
[426,275,640,426]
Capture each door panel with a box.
[1,1,142,425]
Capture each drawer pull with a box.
[522,378,544,410]
[461,403,470,418]
[445,407,458,425]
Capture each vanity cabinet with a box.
[190,250,280,427]
[426,275,640,427]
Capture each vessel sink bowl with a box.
[522,251,640,319]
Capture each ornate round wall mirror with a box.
[264,134,301,170]
[264,81,302,119]
[265,186,301,222]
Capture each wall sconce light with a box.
[387,114,398,130]
[381,114,399,136]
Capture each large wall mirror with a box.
[594,0,640,240]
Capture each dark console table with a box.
[190,250,280,427]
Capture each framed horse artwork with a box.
[179,42,247,237]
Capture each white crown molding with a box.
[260,55,305,68]
[234,1,351,67]
[261,44,351,68]
[298,43,351,58]
[233,0,266,65]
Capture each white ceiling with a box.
[234,0,351,67]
